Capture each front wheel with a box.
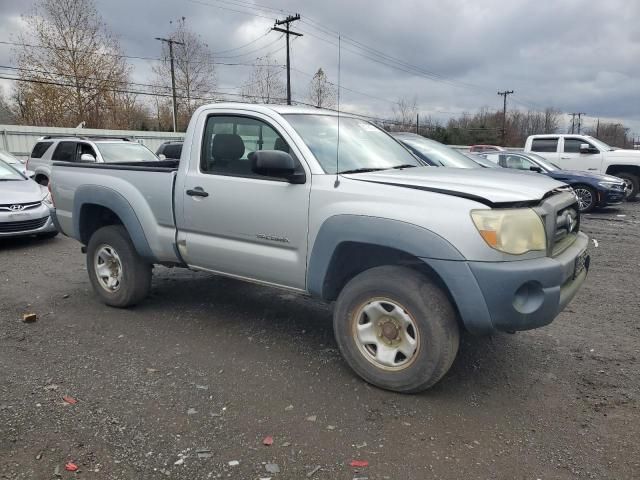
[333,266,460,393]
[615,172,639,200]
[86,225,151,307]
[573,184,597,213]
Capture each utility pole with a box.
[577,112,585,134]
[596,118,600,137]
[416,113,419,135]
[272,14,302,105]
[568,113,586,134]
[569,113,576,134]
[497,90,514,146]
[155,36,185,132]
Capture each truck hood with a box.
[606,149,640,159]
[343,167,567,205]
[0,178,43,204]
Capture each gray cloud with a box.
[1,0,638,135]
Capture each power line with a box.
[0,39,283,67]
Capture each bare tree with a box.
[241,55,286,104]
[391,96,418,131]
[307,68,336,108]
[153,17,216,130]
[13,0,131,127]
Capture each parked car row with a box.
[392,133,629,213]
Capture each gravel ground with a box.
[1,202,639,480]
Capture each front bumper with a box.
[426,232,590,334]
[0,204,57,238]
[598,187,625,206]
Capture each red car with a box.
[469,144,505,153]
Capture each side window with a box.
[201,115,296,178]
[78,143,97,161]
[531,138,558,152]
[504,155,535,170]
[564,138,596,153]
[52,141,77,162]
[31,141,53,159]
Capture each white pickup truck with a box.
[524,134,640,199]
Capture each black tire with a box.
[333,265,460,393]
[614,172,639,200]
[573,184,597,213]
[38,231,58,239]
[35,175,49,187]
[86,225,151,307]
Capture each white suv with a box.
[27,137,159,186]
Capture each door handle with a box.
[186,188,209,197]
[560,156,570,159]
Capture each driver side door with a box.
[559,137,603,172]
[178,114,311,290]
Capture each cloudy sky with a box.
[1,0,639,136]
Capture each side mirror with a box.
[529,166,543,173]
[579,143,597,154]
[249,150,305,184]
[80,153,96,162]
[158,153,167,160]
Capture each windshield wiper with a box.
[391,164,417,169]
[338,167,386,174]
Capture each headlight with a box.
[598,181,623,189]
[471,208,546,255]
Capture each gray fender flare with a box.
[307,215,495,334]
[307,214,464,297]
[73,185,155,261]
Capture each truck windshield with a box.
[95,143,159,163]
[585,136,615,151]
[283,114,422,174]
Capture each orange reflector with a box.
[479,230,498,246]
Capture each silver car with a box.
[0,150,29,176]
[0,159,57,239]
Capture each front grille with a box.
[535,191,581,257]
[0,216,49,233]
[0,201,42,212]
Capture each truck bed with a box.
[51,160,180,263]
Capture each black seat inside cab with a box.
[274,137,290,153]
[210,133,249,174]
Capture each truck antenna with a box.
[334,35,341,188]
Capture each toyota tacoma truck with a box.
[50,104,590,393]
[524,134,640,199]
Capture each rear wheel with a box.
[573,184,597,213]
[86,225,151,307]
[333,265,459,393]
[614,172,639,200]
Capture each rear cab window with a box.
[31,141,53,159]
[531,138,559,153]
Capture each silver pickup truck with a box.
[50,104,590,392]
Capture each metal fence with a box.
[0,124,184,159]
